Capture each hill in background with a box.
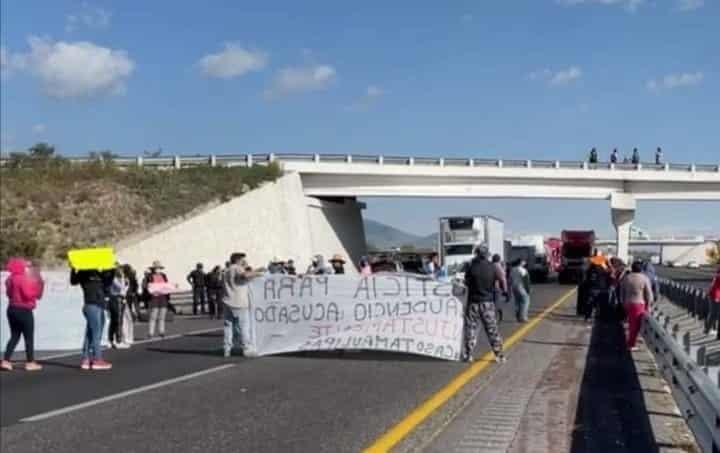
[364,219,436,251]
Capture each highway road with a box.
[1,285,575,453]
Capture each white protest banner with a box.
[248,274,465,361]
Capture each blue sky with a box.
[1,0,718,236]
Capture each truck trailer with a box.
[558,230,596,284]
[438,216,505,278]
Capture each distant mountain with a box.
[364,219,436,251]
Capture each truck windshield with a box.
[445,245,474,256]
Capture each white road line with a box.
[38,327,224,361]
[20,364,235,423]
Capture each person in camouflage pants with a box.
[462,245,507,363]
[464,301,503,359]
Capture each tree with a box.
[707,241,720,265]
[400,244,416,253]
[28,142,55,159]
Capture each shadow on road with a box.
[569,319,659,453]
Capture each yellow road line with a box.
[363,288,577,453]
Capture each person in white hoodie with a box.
[109,267,130,349]
[510,259,532,322]
[223,253,262,357]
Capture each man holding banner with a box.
[222,253,262,357]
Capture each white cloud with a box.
[550,66,582,85]
[65,3,112,33]
[198,43,268,79]
[528,66,582,86]
[556,0,645,13]
[17,36,134,99]
[647,72,704,91]
[32,123,46,135]
[677,0,704,11]
[265,64,336,98]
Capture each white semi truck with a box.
[510,235,551,282]
[438,216,505,278]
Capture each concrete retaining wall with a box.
[116,172,366,287]
[661,241,716,266]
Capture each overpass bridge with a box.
[6,152,718,269]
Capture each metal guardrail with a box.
[643,278,720,453]
[1,153,718,173]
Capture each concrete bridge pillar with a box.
[610,193,637,263]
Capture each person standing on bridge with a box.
[610,148,619,164]
[588,148,598,164]
[1,258,44,372]
[631,148,640,164]
[655,147,663,165]
[463,246,507,363]
[187,263,207,315]
[705,267,720,337]
[223,253,262,357]
[620,261,654,351]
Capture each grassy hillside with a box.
[0,154,280,265]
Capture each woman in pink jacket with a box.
[1,258,44,371]
[705,267,720,336]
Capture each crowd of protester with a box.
[2,247,717,372]
[576,249,669,351]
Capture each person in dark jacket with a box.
[463,246,507,363]
[187,263,207,315]
[579,263,610,323]
[285,260,297,276]
[71,268,114,370]
[206,265,224,319]
[122,264,139,321]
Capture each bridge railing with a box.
[1,153,719,173]
[644,278,720,453]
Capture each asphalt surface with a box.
[1,284,572,453]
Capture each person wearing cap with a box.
[463,245,507,363]
[223,252,261,357]
[187,263,207,315]
[307,255,333,275]
[267,258,286,275]
[143,260,170,339]
[329,254,346,275]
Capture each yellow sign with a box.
[67,248,116,271]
